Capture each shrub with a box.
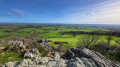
[92,41,120,63]
[77,35,99,48]
[36,45,47,57]
[4,44,10,50]
[93,41,109,53]
[104,53,120,62]
[115,45,120,57]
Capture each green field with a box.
[0,25,120,47]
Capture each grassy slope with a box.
[48,35,120,47]
[0,51,23,65]
[0,25,119,47]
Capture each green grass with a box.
[47,34,120,48]
[0,25,113,39]
[0,51,23,65]
[0,25,120,47]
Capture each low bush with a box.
[115,45,120,57]
[36,45,47,57]
[92,41,120,63]
[4,44,10,50]
[92,41,109,53]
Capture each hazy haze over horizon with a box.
[0,0,120,24]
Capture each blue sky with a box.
[0,0,120,24]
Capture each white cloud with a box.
[58,0,120,24]
[0,9,27,16]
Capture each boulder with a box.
[61,47,119,67]
[9,40,26,51]
[108,50,117,55]
[4,62,17,67]
[67,57,96,67]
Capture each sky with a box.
[0,0,120,24]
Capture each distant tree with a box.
[73,33,77,37]
[106,33,113,46]
[77,35,99,48]
[54,27,59,31]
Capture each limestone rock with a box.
[3,47,119,67]
[9,40,26,51]
[61,47,119,67]
[3,57,97,67]
[67,57,96,67]
[24,48,40,58]
[108,50,117,55]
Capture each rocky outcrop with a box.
[2,47,119,67]
[9,40,26,51]
[41,40,50,50]
[3,57,96,67]
[61,47,119,67]
[0,35,52,58]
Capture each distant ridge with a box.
[0,22,120,27]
